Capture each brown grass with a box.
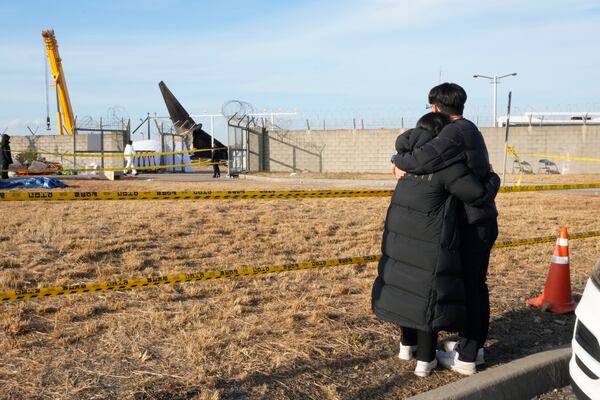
[1,175,599,399]
[253,171,600,186]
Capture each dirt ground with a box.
[1,174,599,399]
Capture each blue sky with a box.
[1,0,599,141]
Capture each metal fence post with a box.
[73,130,76,170]
[100,117,105,169]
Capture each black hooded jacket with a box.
[392,118,498,224]
[372,127,495,332]
[0,134,12,166]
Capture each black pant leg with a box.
[478,243,493,349]
[1,162,8,179]
[401,327,436,362]
[457,219,498,362]
[417,329,437,362]
[401,327,417,346]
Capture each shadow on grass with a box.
[213,349,417,400]
[484,305,575,368]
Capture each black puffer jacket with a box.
[0,134,12,166]
[392,118,498,224]
[373,127,493,332]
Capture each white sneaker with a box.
[398,343,417,360]
[436,350,477,376]
[443,341,485,365]
[414,359,438,377]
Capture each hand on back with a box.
[390,163,406,180]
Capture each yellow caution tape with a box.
[8,146,226,158]
[505,147,600,163]
[3,182,600,202]
[0,255,380,302]
[0,161,214,175]
[0,189,394,202]
[506,146,519,158]
[493,230,600,249]
[2,230,600,303]
[505,146,525,186]
[498,182,600,193]
[514,152,600,163]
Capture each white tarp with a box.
[132,139,192,173]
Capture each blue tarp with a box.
[0,177,67,189]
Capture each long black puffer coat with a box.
[0,134,12,166]
[392,118,497,224]
[372,127,494,333]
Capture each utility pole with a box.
[473,73,517,127]
[501,91,512,186]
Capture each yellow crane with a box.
[42,29,75,135]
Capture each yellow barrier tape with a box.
[2,230,599,303]
[0,161,217,175]
[506,146,519,158]
[513,152,600,163]
[0,255,380,302]
[8,146,227,158]
[493,230,600,249]
[3,182,600,202]
[506,146,525,186]
[0,189,394,202]
[498,182,600,193]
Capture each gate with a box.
[227,115,253,177]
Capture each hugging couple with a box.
[372,83,500,377]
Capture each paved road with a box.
[135,172,220,182]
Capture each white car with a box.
[570,258,600,400]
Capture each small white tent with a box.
[132,139,193,173]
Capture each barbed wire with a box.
[221,100,256,127]
[76,107,130,130]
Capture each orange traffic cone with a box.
[527,227,577,314]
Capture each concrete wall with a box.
[261,129,401,173]
[252,125,600,174]
[9,132,127,170]
[481,125,600,174]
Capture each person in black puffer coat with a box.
[0,134,13,179]
[372,112,500,378]
[391,83,499,376]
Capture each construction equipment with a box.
[42,29,75,135]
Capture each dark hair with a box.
[416,112,451,135]
[428,82,467,115]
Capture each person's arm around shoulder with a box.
[393,123,465,175]
[389,129,415,179]
[442,164,498,205]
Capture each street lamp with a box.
[473,73,517,127]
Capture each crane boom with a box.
[42,29,75,135]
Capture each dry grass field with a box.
[1,174,600,399]
[253,171,600,186]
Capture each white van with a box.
[570,258,600,400]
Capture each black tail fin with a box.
[158,81,196,132]
[158,81,227,159]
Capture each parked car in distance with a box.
[569,258,600,400]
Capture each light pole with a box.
[473,73,517,127]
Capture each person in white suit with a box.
[124,140,137,175]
